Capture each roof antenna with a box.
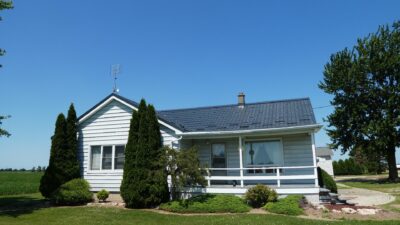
[111,64,121,94]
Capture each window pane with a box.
[90,146,101,170]
[212,144,225,168]
[114,145,125,170]
[245,141,282,166]
[102,146,112,170]
[212,144,225,157]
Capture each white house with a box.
[77,93,323,202]
[316,147,334,176]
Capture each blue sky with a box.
[0,0,399,168]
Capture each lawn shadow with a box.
[0,194,50,218]
[339,177,393,184]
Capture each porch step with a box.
[319,189,350,205]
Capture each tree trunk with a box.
[387,145,399,182]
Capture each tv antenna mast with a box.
[111,64,121,93]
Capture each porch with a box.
[179,131,320,195]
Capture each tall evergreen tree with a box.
[64,104,80,180]
[121,100,169,208]
[40,114,68,198]
[121,99,150,208]
[146,105,169,204]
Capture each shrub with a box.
[121,100,169,208]
[40,114,67,198]
[244,184,277,208]
[318,167,337,193]
[51,178,93,205]
[163,146,207,200]
[264,195,304,215]
[160,194,250,213]
[96,189,109,202]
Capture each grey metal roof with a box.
[79,94,318,133]
[158,98,317,132]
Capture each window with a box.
[244,140,283,166]
[114,145,125,169]
[102,146,112,170]
[90,146,101,170]
[211,143,226,181]
[90,145,125,171]
[211,144,226,168]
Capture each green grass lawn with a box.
[341,181,400,194]
[0,194,398,225]
[0,172,398,224]
[0,172,43,196]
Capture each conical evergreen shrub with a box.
[146,105,169,205]
[121,100,169,208]
[64,104,80,180]
[121,100,150,208]
[40,114,68,198]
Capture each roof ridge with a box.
[158,97,311,113]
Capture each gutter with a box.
[178,124,323,137]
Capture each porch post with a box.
[311,132,318,187]
[238,136,244,187]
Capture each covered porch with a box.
[179,128,320,195]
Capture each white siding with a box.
[281,134,314,185]
[192,138,238,172]
[78,100,178,192]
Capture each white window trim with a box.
[88,144,125,174]
[243,137,284,167]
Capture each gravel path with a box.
[338,184,395,206]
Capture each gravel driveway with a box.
[338,184,395,206]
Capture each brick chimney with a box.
[238,92,245,108]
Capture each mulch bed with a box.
[324,204,376,211]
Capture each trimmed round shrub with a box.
[159,194,250,213]
[264,195,304,215]
[51,178,93,205]
[96,189,109,202]
[245,184,278,208]
[317,167,337,193]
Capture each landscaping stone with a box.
[357,208,379,215]
[341,207,357,214]
[332,209,341,213]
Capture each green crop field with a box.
[0,172,43,196]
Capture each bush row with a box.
[160,184,308,215]
[160,194,250,213]
[333,158,364,175]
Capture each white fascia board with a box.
[179,124,323,138]
[78,95,183,134]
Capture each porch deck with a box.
[183,184,320,195]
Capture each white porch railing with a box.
[203,165,318,188]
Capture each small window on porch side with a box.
[211,143,226,177]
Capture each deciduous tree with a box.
[320,21,400,181]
